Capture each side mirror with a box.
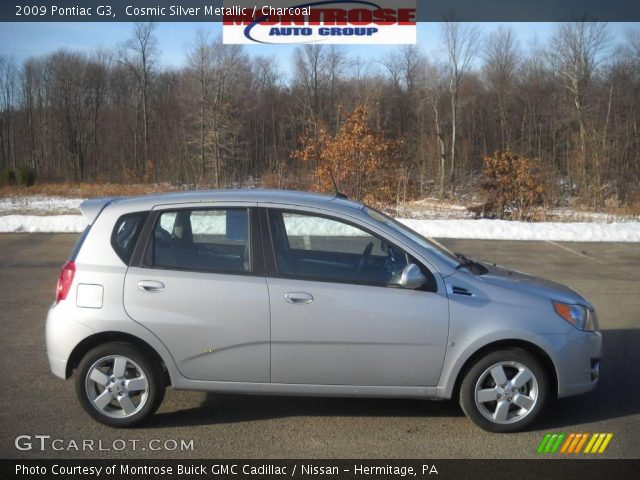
[398,263,426,289]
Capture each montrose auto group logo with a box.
[222,0,416,44]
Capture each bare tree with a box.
[118,22,159,179]
[0,56,18,170]
[441,21,481,197]
[624,29,640,66]
[84,51,108,181]
[549,22,609,199]
[4,23,640,212]
[293,45,329,189]
[252,55,284,181]
[381,51,401,83]
[425,62,449,196]
[326,46,346,131]
[187,30,213,183]
[294,45,326,130]
[484,26,519,150]
[211,40,250,186]
[381,45,426,136]
[400,45,426,94]
[20,57,48,174]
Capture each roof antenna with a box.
[328,168,347,199]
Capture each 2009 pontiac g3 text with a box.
[14,435,194,452]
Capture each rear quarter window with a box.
[111,212,147,265]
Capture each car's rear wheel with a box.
[75,342,164,427]
[459,349,549,432]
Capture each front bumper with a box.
[538,329,602,398]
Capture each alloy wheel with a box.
[84,355,149,419]
[474,360,539,425]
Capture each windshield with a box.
[363,206,461,268]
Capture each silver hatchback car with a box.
[46,190,601,432]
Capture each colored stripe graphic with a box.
[560,433,575,453]
[584,433,598,453]
[551,433,565,453]
[568,433,583,453]
[597,433,613,453]
[537,434,551,454]
[545,433,558,453]
[574,433,589,453]
[591,434,606,453]
[585,433,614,454]
[538,433,613,454]
[537,433,565,454]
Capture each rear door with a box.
[123,205,270,383]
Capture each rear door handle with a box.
[138,280,165,292]
[284,292,313,305]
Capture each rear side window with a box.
[112,213,146,265]
[152,208,251,274]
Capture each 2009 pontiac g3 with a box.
[46,190,601,432]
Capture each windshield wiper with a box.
[455,253,488,275]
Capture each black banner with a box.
[1,0,640,22]
[1,460,640,480]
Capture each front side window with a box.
[269,210,412,286]
[364,206,460,268]
[153,208,250,273]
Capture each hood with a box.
[475,262,591,307]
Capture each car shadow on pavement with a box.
[149,394,464,428]
[149,328,638,430]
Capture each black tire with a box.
[75,342,165,428]
[459,349,550,433]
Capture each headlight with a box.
[552,301,597,331]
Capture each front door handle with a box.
[284,292,313,305]
[138,280,165,292]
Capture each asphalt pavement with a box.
[0,233,638,459]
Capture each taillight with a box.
[56,261,76,303]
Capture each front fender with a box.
[435,329,561,399]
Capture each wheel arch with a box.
[65,331,171,386]
[450,339,558,401]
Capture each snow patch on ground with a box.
[0,196,84,215]
[392,198,638,223]
[546,208,636,223]
[1,195,639,241]
[398,219,640,242]
[1,213,639,242]
[392,198,476,220]
[0,215,88,233]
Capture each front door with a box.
[265,209,449,387]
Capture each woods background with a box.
[1,22,639,212]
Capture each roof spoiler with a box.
[79,197,117,224]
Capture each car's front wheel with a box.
[459,349,549,432]
[75,342,165,427]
